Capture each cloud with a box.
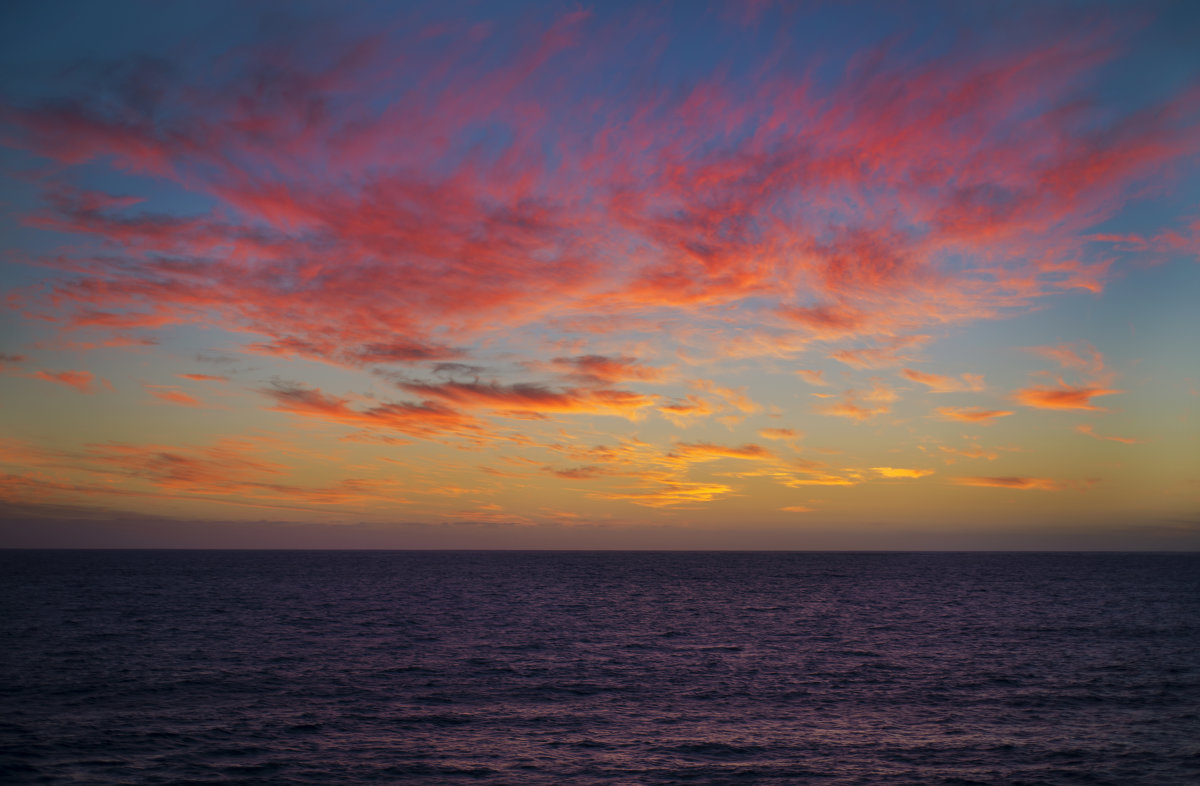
[872,467,935,479]
[939,445,998,461]
[901,368,984,393]
[795,369,828,386]
[178,373,229,382]
[1025,342,1105,374]
[550,355,665,384]
[667,442,774,463]
[1014,384,1120,411]
[0,436,410,511]
[818,381,897,421]
[780,505,814,513]
[952,476,1065,490]
[1,8,1197,528]
[262,382,485,441]
[758,427,801,441]
[657,395,718,427]
[0,354,28,371]
[1076,423,1142,444]
[594,480,736,508]
[830,338,926,370]
[935,406,1014,423]
[33,369,99,393]
[398,380,656,419]
[150,389,204,407]
[6,11,1195,387]
[547,465,607,480]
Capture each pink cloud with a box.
[2,13,1194,386]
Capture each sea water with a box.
[1,550,1197,784]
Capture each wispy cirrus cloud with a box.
[4,10,1195,385]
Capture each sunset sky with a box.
[2,0,1198,549]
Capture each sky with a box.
[1,0,1198,549]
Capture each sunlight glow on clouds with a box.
[1,0,1198,548]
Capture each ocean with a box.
[1,550,1197,784]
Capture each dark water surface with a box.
[1,551,1197,784]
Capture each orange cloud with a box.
[0,436,410,511]
[547,465,608,480]
[667,442,774,463]
[595,480,736,507]
[819,382,897,421]
[952,476,1065,490]
[901,368,984,393]
[657,395,718,426]
[795,369,829,387]
[399,380,656,419]
[936,406,1014,423]
[872,467,935,479]
[939,445,998,461]
[1075,423,1142,444]
[550,355,665,384]
[151,390,203,407]
[1025,342,1104,373]
[263,382,484,441]
[1014,385,1120,411]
